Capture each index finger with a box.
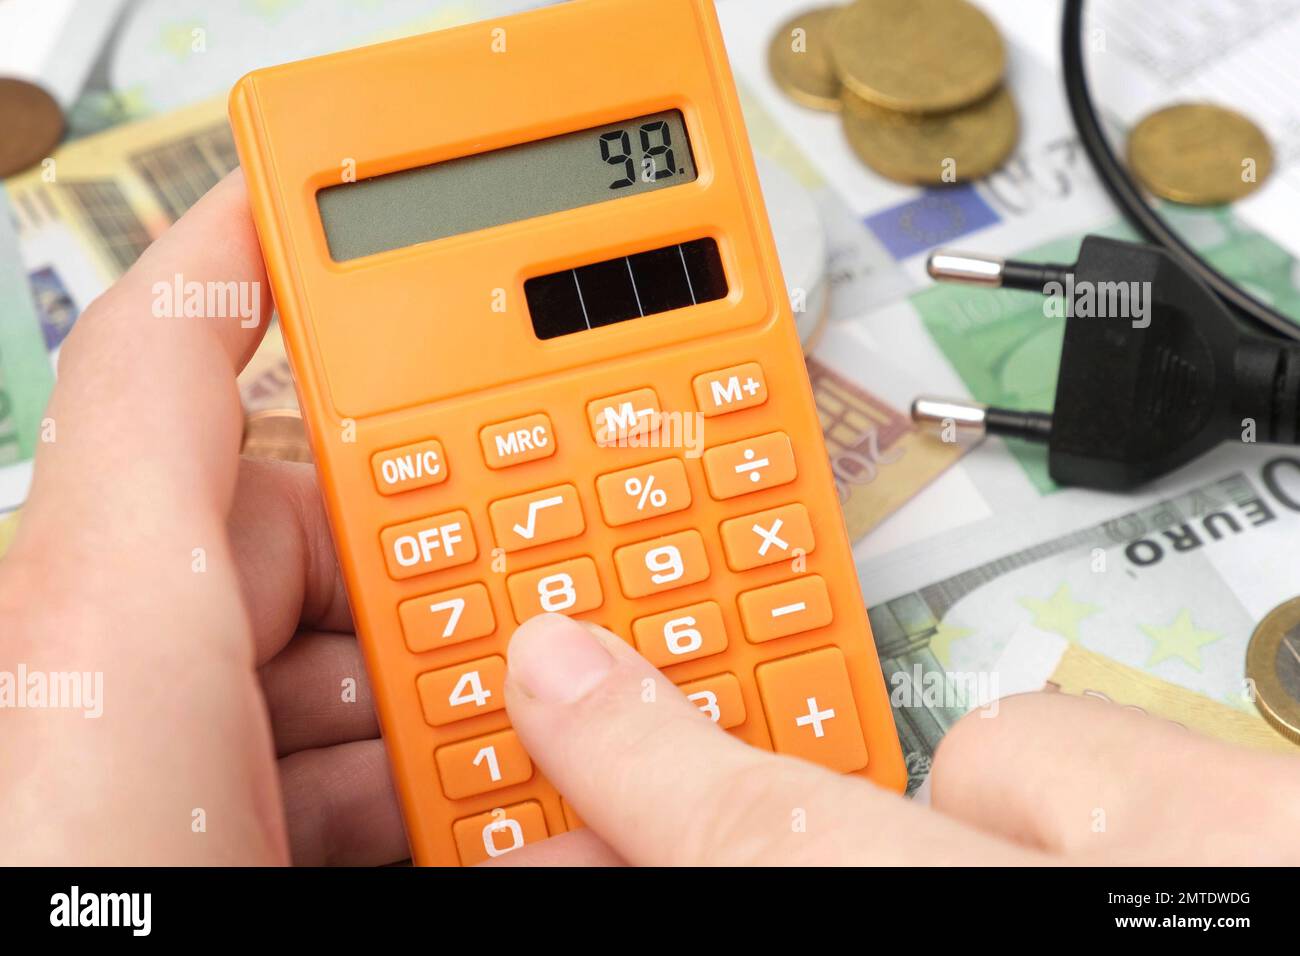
[504,614,1040,865]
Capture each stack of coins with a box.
[768,0,1020,186]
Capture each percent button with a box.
[596,458,692,527]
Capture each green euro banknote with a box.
[0,187,55,511]
[868,449,1300,792]
[912,208,1300,493]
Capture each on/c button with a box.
[371,439,447,495]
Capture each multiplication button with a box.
[719,503,815,571]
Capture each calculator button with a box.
[416,655,505,727]
[595,458,691,526]
[678,672,746,728]
[702,432,797,499]
[398,582,495,653]
[693,362,768,417]
[632,601,728,668]
[719,503,816,571]
[738,575,833,643]
[561,798,585,831]
[507,556,603,622]
[756,647,869,773]
[480,413,556,469]
[435,728,533,800]
[381,509,477,580]
[613,529,710,598]
[452,801,549,865]
[371,439,447,495]
[587,388,660,445]
[488,484,585,553]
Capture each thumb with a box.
[503,613,1024,865]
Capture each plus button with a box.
[794,697,836,738]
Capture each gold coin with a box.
[1127,103,1274,205]
[0,78,65,177]
[841,85,1018,185]
[767,7,845,112]
[829,0,1005,114]
[1246,597,1300,744]
[241,408,313,464]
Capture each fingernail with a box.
[508,614,615,704]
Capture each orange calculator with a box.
[230,0,904,865]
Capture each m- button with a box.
[693,362,767,417]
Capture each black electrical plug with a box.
[911,236,1300,491]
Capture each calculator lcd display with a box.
[317,109,697,261]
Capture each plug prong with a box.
[912,396,1053,444]
[912,397,988,430]
[927,249,1074,293]
[925,251,1005,288]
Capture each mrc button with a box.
[480,413,556,469]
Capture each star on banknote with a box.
[1018,584,1100,644]
[1141,610,1223,671]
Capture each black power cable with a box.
[1061,0,1300,342]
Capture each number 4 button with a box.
[755,647,868,773]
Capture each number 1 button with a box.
[756,647,868,773]
[436,729,533,800]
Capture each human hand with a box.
[0,172,406,865]
[495,613,1300,865]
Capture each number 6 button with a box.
[632,601,728,667]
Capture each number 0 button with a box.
[416,655,505,727]
[452,801,549,866]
